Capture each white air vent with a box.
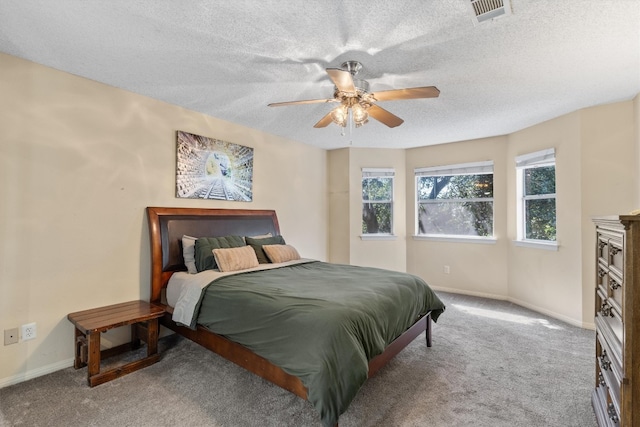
[469,0,512,25]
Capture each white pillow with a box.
[243,232,272,243]
[182,235,198,274]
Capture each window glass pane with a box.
[362,202,392,234]
[418,201,493,236]
[525,198,556,240]
[363,177,392,201]
[524,166,555,195]
[418,175,493,200]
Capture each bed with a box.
[146,206,445,426]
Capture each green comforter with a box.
[195,261,445,426]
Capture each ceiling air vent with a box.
[469,0,512,25]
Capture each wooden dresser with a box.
[592,216,640,427]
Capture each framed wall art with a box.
[176,130,253,201]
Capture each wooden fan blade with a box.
[326,68,355,93]
[268,98,337,107]
[372,86,440,102]
[313,111,334,128]
[367,104,404,128]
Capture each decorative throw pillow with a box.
[194,235,246,271]
[245,235,285,264]
[263,244,300,263]
[182,235,198,274]
[213,245,259,272]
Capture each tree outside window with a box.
[516,149,556,242]
[362,169,394,234]
[522,166,556,241]
[415,162,494,237]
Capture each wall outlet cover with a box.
[21,322,37,341]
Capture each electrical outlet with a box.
[4,328,19,345]
[21,323,37,341]
[444,265,451,274]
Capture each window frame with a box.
[515,148,558,250]
[361,168,395,238]
[414,161,495,242]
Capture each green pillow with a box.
[194,235,246,271]
[245,235,285,264]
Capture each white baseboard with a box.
[507,296,595,330]
[430,285,509,302]
[433,286,595,330]
[0,358,74,389]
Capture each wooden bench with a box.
[67,300,165,387]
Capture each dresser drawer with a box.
[595,295,623,344]
[608,237,624,273]
[596,340,621,416]
[597,230,624,274]
[595,317,622,381]
[592,384,620,427]
[607,270,624,315]
[597,234,610,265]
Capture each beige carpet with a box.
[0,292,597,427]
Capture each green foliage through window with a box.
[362,176,393,234]
[523,166,556,241]
[417,173,494,237]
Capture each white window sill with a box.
[412,235,497,244]
[360,234,398,241]
[513,240,559,251]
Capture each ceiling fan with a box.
[268,60,440,129]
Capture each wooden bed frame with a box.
[146,206,433,421]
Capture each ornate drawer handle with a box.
[600,351,611,371]
[609,279,621,290]
[598,372,606,387]
[607,403,619,423]
[598,268,607,278]
[600,302,612,318]
[610,246,621,256]
[598,241,607,250]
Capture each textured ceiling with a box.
[1,0,639,149]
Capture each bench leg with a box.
[74,328,88,369]
[147,319,159,356]
[87,332,101,386]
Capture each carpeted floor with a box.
[0,292,597,427]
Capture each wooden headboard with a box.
[146,207,280,303]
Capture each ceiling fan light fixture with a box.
[352,103,369,127]
[269,60,439,131]
[330,104,349,127]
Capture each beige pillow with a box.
[212,245,259,272]
[263,244,300,263]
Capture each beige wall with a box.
[506,111,585,324]
[405,136,510,299]
[0,53,328,386]
[327,147,407,271]
[327,149,350,264]
[347,148,407,271]
[400,101,637,328]
[578,100,638,324]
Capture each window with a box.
[415,161,494,238]
[362,168,394,235]
[516,148,556,242]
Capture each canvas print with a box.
[176,131,253,201]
